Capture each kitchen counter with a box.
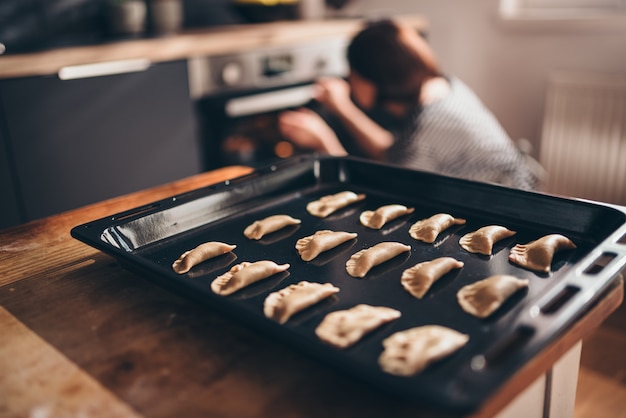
[0,16,429,79]
[0,166,623,418]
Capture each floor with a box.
[574,296,626,418]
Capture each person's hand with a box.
[314,77,353,115]
[278,108,347,156]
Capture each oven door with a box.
[197,82,321,169]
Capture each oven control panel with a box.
[261,53,294,78]
[188,38,348,98]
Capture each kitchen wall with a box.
[351,0,626,157]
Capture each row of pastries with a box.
[169,191,577,376]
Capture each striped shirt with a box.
[384,77,538,190]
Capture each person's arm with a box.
[278,108,348,156]
[314,78,394,159]
[329,99,394,159]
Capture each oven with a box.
[188,38,348,170]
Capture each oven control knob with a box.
[220,61,243,86]
[315,57,327,71]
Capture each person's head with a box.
[347,19,442,110]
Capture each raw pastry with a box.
[401,257,464,299]
[315,304,401,349]
[296,230,358,261]
[409,213,466,243]
[244,214,301,240]
[346,242,411,278]
[508,234,577,273]
[306,191,366,218]
[459,225,516,255]
[264,281,340,324]
[457,275,529,318]
[379,325,469,376]
[211,260,290,296]
[172,242,237,274]
[359,204,415,229]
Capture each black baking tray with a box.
[71,155,626,414]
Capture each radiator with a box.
[539,72,626,206]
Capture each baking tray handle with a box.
[531,232,626,333]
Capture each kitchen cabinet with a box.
[0,59,202,225]
[0,124,21,229]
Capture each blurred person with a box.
[278,18,539,190]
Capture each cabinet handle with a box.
[58,59,151,80]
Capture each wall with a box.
[351,0,626,157]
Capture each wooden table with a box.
[0,167,623,418]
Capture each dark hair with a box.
[347,19,441,104]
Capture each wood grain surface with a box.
[0,166,622,418]
[0,166,252,289]
[0,306,143,418]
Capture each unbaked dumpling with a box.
[401,257,464,299]
[296,230,358,261]
[359,204,415,229]
[346,242,411,278]
[244,215,301,240]
[315,304,401,349]
[264,281,340,324]
[409,213,467,243]
[211,260,290,296]
[172,241,237,274]
[457,275,529,318]
[379,325,469,376]
[306,191,366,218]
[459,225,516,255]
[508,234,577,273]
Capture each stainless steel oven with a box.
[188,38,348,169]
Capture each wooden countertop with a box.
[0,166,623,418]
[0,16,429,79]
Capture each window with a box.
[521,0,623,7]
[499,0,626,29]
